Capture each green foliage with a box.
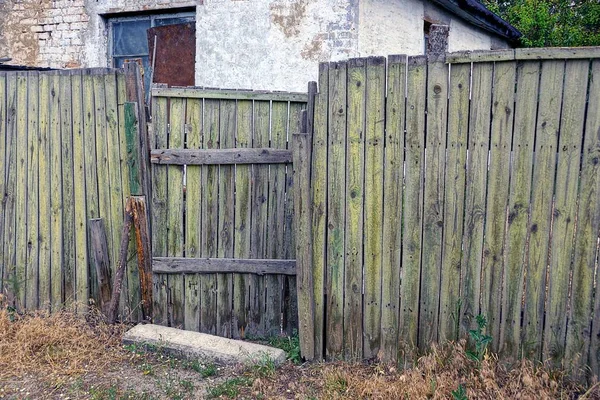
[267,331,302,365]
[206,376,253,399]
[483,0,600,47]
[466,315,492,366]
[249,352,276,378]
[452,383,469,400]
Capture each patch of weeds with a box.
[190,360,218,378]
[324,372,348,394]
[179,379,194,392]
[206,376,253,399]
[89,384,119,400]
[268,331,301,364]
[138,361,155,376]
[466,314,492,367]
[452,383,468,400]
[249,352,276,378]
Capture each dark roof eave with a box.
[429,0,522,42]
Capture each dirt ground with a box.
[2,307,600,399]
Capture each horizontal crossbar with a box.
[150,148,293,165]
[151,87,308,103]
[153,257,296,275]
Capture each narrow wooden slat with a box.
[439,62,470,342]
[25,71,40,309]
[232,99,252,338]
[89,218,112,315]
[151,92,169,325]
[311,63,329,360]
[71,71,88,311]
[217,99,235,337]
[131,196,152,320]
[363,57,386,358]
[344,58,366,360]
[567,60,600,374]
[15,72,28,309]
[459,62,493,336]
[480,61,516,350]
[515,47,600,60]
[500,61,540,358]
[200,99,219,335]
[522,60,564,360]
[543,60,589,364]
[167,97,185,328]
[326,61,347,358]
[125,103,141,195]
[37,73,51,310]
[152,87,308,102]
[3,73,17,309]
[184,98,202,332]
[380,54,406,361]
[153,258,296,275]
[0,73,6,294]
[419,57,447,348]
[150,148,292,165]
[400,56,426,348]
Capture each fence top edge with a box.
[446,46,600,63]
[151,86,308,102]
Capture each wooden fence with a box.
[149,87,309,338]
[294,48,600,375]
[0,68,141,318]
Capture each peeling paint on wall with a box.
[270,0,308,37]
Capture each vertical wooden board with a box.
[50,72,64,310]
[544,60,589,363]
[380,55,406,361]
[363,57,386,358]
[151,94,169,325]
[82,71,100,304]
[249,100,270,337]
[344,58,366,360]
[500,61,540,358]
[480,61,516,350]
[326,61,347,359]
[217,99,235,337]
[0,73,5,293]
[459,62,493,336]
[523,60,564,360]
[168,97,186,328]
[117,76,139,321]
[184,98,203,332]
[200,99,219,335]
[233,99,252,338]
[3,73,17,308]
[311,63,329,359]
[439,62,470,342]
[15,72,28,309]
[400,57,426,347]
[60,71,75,307]
[37,73,51,310]
[419,59,447,348]
[567,60,600,374]
[266,100,287,336]
[25,72,40,309]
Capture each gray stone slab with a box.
[122,324,287,366]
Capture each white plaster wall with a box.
[447,17,492,52]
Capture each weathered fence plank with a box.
[0,74,6,294]
[153,258,296,275]
[150,148,292,165]
[15,72,28,309]
[38,73,51,310]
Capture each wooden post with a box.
[125,102,142,195]
[130,196,153,320]
[107,198,134,323]
[293,109,315,360]
[89,219,112,315]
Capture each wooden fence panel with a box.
[0,73,5,294]
[15,72,28,309]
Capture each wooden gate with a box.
[150,87,311,338]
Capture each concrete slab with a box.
[122,324,287,366]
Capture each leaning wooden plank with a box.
[150,148,292,165]
[363,56,386,358]
[108,198,134,324]
[311,64,329,360]
[37,73,51,310]
[515,47,600,60]
[217,99,235,337]
[0,73,5,294]
[438,62,470,343]
[130,197,153,320]
[380,54,406,361]
[523,60,565,360]
[326,61,347,359]
[419,57,448,349]
[344,57,366,361]
[167,97,186,328]
[480,61,516,351]
[153,258,297,275]
[152,87,308,102]
[543,60,589,364]
[15,72,28,309]
[89,219,112,316]
[500,61,540,359]
[200,99,219,335]
[400,56,426,348]
[25,71,40,309]
[459,62,493,337]
[566,60,600,375]
[232,99,252,339]
[184,97,202,332]
[151,90,169,326]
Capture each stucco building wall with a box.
[0,0,511,92]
